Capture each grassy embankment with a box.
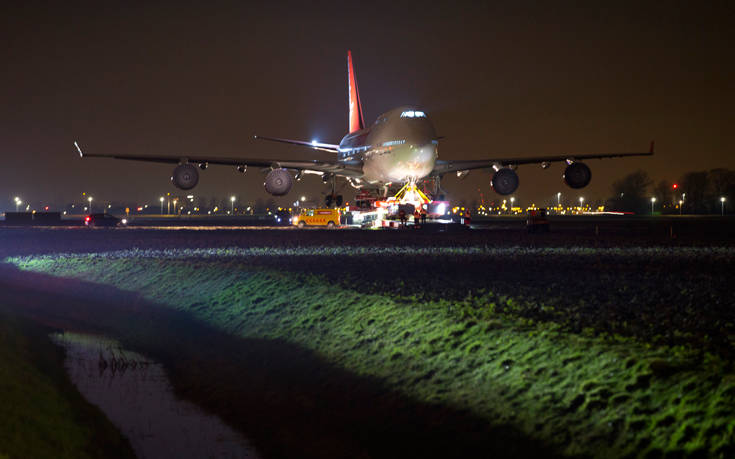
[8,247,735,457]
[0,311,134,459]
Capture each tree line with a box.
[606,168,734,214]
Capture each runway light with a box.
[311,139,318,145]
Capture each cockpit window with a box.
[400,110,426,118]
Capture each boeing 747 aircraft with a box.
[75,51,652,206]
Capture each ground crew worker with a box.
[420,207,427,225]
[398,208,407,227]
[464,209,472,227]
[413,209,421,228]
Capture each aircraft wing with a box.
[254,135,341,153]
[74,142,363,177]
[429,142,654,176]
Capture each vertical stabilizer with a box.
[348,50,365,133]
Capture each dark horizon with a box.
[2,1,734,208]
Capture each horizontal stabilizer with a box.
[254,135,340,153]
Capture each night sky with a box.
[2,1,734,209]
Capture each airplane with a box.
[75,50,653,207]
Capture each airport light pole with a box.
[88,196,93,214]
[160,196,164,214]
[579,197,584,212]
[557,192,561,208]
[510,197,515,211]
[679,200,683,216]
[650,197,656,215]
[721,197,726,216]
[15,197,20,212]
[230,196,236,214]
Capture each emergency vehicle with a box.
[293,208,341,227]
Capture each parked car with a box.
[84,213,126,227]
[273,209,292,226]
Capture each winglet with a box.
[649,140,655,155]
[74,141,84,158]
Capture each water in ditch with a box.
[50,331,260,458]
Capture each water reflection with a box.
[51,332,259,459]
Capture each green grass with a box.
[0,310,134,459]
[8,249,735,456]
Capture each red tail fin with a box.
[348,50,365,133]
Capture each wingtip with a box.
[74,141,83,158]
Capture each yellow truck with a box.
[293,208,340,227]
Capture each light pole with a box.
[510,197,515,213]
[650,197,656,215]
[14,197,20,212]
[88,196,93,214]
[160,196,164,214]
[579,197,584,212]
[721,197,726,216]
[230,196,236,214]
[679,200,683,216]
[557,192,561,209]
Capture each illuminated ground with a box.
[1,221,733,457]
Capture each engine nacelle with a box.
[171,164,199,190]
[491,168,519,195]
[563,162,592,189]
[264,168,293,196]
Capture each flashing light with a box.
[85,216,90,222]
[121,218,127,225]
[673,183,678,189]
[137,206,143,211]
[311,139,317,145]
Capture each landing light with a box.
[400,110,426,118]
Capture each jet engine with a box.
[171,164,199,190]
[491,168,519,195]
[264,168,293,196]
[563,162,591,189]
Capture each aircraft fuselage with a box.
[337,106,438,185]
